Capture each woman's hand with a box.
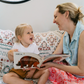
[8,49,18,62]
[37,62,55,70]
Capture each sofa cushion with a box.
[34,30,63,57]
[0,29,15,77]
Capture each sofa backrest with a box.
[34,30,63,57]
[0,29,63,77]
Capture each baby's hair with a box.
[15,23,32,43]
[56,2,84,25]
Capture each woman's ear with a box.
[18,35,22,41]
[65,11,69,18]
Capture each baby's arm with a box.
[8,49,18,62]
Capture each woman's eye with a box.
[54,16,57,18]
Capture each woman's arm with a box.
[53,32,65,54]
[39,31,84,76]
[77,30,84,76]
[52,33,65,61]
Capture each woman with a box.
[38,2,84,84]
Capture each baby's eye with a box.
[27,32,30,34]
[31,31,33,33]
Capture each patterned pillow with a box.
[0,29,15,77]
[34,30,63,57]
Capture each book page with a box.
[14,52,43,69]
[42,54,70,63]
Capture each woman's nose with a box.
[53,19,56,23]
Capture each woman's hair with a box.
[15,23,32,43]
[56,2,84,25]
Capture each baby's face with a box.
[20,26,34,47]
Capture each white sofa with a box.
[0,29,63,84]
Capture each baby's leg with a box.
[33,69,50,84]
[26,69,36,78]
[3,72,33,84]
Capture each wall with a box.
[0,0,84,32]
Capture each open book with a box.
[14,52,70,69]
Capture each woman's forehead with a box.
[54,8,59,15]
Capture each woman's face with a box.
[53,8,68,30]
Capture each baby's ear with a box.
[18,35,22,41]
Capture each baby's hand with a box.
[8,49,18,56]
[23,67,36,71]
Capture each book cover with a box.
[14,52,70,69]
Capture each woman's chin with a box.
[58,26,63,31]
[58,27,62,30]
